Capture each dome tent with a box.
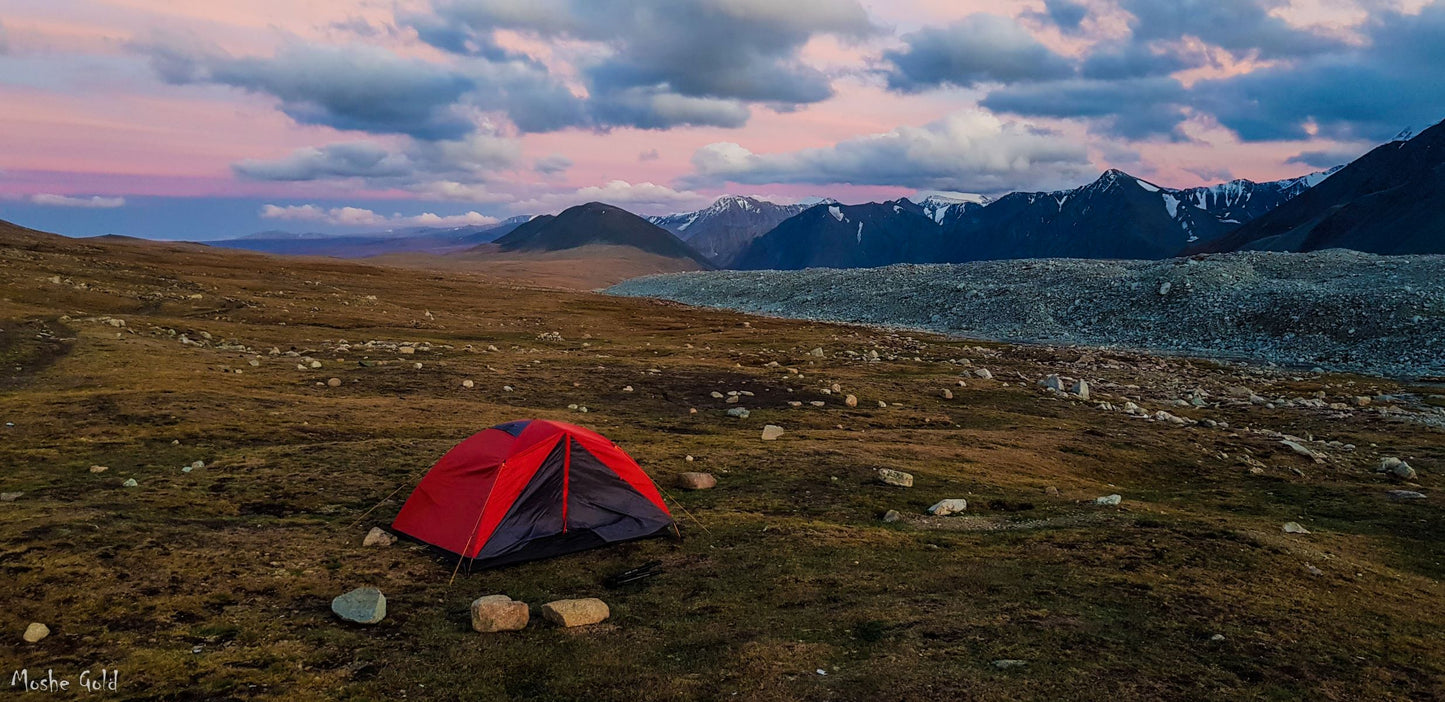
[392,420,674,569]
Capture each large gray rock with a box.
[726,407,750,419]
[332,587,386,625]
[1095,494,1122,506]
[1071,379,1090,401]
[23,623,49,643]
[761,425,785,441]
[362,527,396,547]
[471,595,529,633]
[927,499,968,516]
[540,598,609,627]
[677,472,717,490]
[1282,522,1310,534]
[875,469,914,488]
[1379,457,1417,480]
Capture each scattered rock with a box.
[1209,634,1226,643]
[89,465,108,473]
[991,659,1027,670]
[1280,440,1323,463]
[844,394,858,408]
[941,388,954,400]
[1379,457,1417,480]
[927,499,968,516]
[761,425,785,441]
[622,385,633,392]
[399,347,416,355]
[882,509,902,523]
[877,400,888,409]
[1070,379,1090,401]
[974,368,993,380]
[540,598,609,627]
[810,347,825,358]
[726,407,750,419]
[1158,281,1172,295]
[23,623,49,643]
[710,391,725,399]
[1044,486,1060,497]
[470,595,529,633]
[0,492,22,502]
[1282,522,1310,534]
[122,479,138,488]
[875,468,914,488]
[331,587,386,625]
[1305,563,1324,576]
[1039,374,1065,392]
[462,379,474,389]
[677,472,717,490]
[362,527,396,547]
[1094,494,1122,506]
[1387,490,1426,500]
[327,377,342,387]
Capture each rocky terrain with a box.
[2,220,1442,700]
[610,250,1445,379]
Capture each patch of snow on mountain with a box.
[829,205,845,222]
[1136,179,1160,193]
[857,221,863,243]
[1162,193,1180,219]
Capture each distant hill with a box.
[648,196,811,266]
[1192,121,1445,255]
[207,216,532,258]
[733,200,943,270]
[494,202,713,267]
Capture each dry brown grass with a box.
[1,221,1442,701]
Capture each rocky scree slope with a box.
[610,250,1445,378]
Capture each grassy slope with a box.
[1,223,1442,701]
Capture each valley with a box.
[2,219,1442,700]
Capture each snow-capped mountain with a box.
[725,165,1343,270]
[647,196,811,266]
[1195,120,1445,255]
[1175,167,1342,224]
[733,199,943,270]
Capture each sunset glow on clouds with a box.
[0,0,1442,238]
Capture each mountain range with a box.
[1192,120,1445,255]
[647,195,813,266]
[193,122,1442,271]
[208,216,533,258]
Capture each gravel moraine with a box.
[608,250,1445,379]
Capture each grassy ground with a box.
[1,224,1442,701]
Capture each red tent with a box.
[392,420,674,568]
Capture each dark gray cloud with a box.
[231,133,521,200]
[686,111,1092,193]
[884,14,1076,91]
[0,21,9,55]
[1040,0,1089,32]
[533,154,572,176]
[1118,0,1342,59]
[232,142,413,181]
[1286,148,1364,169]
[1081,42,1206,80]
[638,149,660,162]
[415,0,875,127]
[1194,3,1445,141]
[982,77,1191,140]
[148,43,475,140]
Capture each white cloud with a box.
[259,204,498,229]
[30,194,126,208]
[686,110,1093,193]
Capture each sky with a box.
[0,0,1442,240]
